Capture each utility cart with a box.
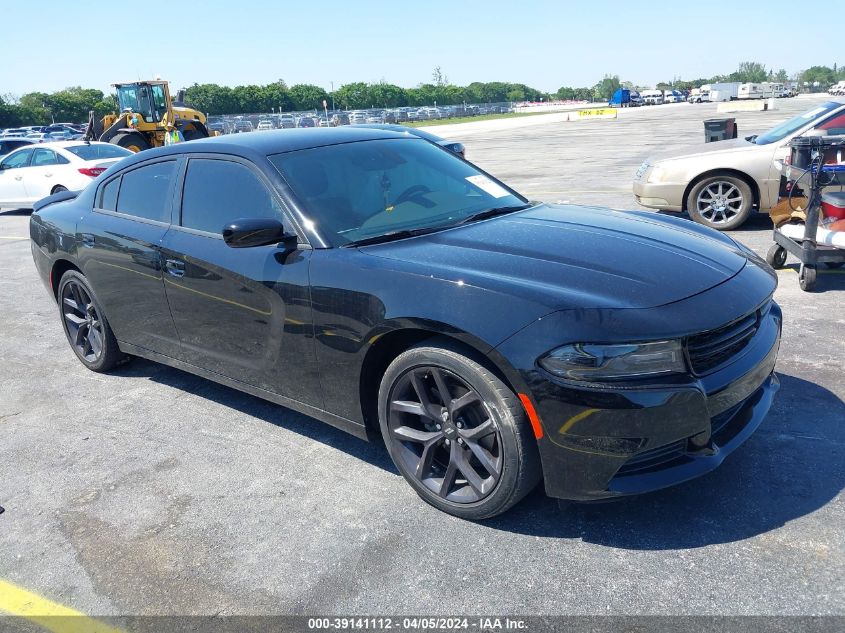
[766,136,845,291]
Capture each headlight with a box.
[647,165,668,183]
[539,340,686,381]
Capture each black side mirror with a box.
[222,218,297,248]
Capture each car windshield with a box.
[754,102,843,145]
[66,144,133,160]
[269,138,528,247]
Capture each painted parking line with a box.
[0,579,122,633]
[0,236,28,240]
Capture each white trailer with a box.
[700,82,740,102]
[738,83,768,99]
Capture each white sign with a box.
[466,175,510,198]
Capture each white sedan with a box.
[0,141,132,210]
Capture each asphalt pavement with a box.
[0,95,842,618]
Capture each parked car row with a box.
[1,123,87,141]
[206,103,514,133]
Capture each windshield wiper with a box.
[455,204,533,226]
[343,227,441,247]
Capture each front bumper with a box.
[496,269,781,501]
[632,178,685,211]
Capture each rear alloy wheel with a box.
[51,185,68,194]
[58,271,123,372]
[687,175,753,230]
[379,342,541,519]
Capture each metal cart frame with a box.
[767,162,845,291]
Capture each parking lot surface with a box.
[1,96,843,617]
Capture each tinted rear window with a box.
[66,144,133,161]
[116,161,176,222]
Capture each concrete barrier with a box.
[716,100,769,113]
[567,108,618,121]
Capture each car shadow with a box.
[111,362,844,548]
[485,372,845,548]
[111,358,395,473]
[657,209,775,232]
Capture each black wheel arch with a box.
[682,169,759,212]
[50,259,82,300]
[357,322,529,442]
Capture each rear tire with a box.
[58,271,124,372]
[111,132,150,153]
[51,185,68,194]
[687,174,753,231]
[378,341,541,520]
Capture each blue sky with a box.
[1,0,838,96]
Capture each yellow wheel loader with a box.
[85,80,210,152]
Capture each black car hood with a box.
[360,204,748,311]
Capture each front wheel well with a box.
[358,329,516,441]
[682,169,759,212]
[50,259,81,299]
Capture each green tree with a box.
[288,84,329,111]
[800,66,837,90]
[730,61,768,83]
[593,74,620,100]
[334,82,371,109]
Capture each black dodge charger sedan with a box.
[29,128,781,519]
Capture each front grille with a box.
[687,304,767,374]
[616,439,687,475]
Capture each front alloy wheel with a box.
[379,341,541,519]
[687,175,753,230]
[387,366,503,503]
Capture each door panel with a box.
[160,233,319,404]
[76,160,181,357]
[23,149,63,201]
[0,148,33,206]
[77,214,180,357]
[161,156,321,407]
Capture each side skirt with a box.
[118,341,370,441]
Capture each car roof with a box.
[170,127,413,155]
[355,123,445,143]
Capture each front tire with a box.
[687,175,753,230]
[58,271,124,372]
[378,341,541,520]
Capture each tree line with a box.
[2,61,843,126]
[564,62,845,101]
[182,79,547,114]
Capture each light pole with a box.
[330,81,335,112]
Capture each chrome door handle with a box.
[14,176,22,181]
[44,173,52,177]
[165,259,185,278]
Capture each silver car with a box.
[633,101,845,230]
